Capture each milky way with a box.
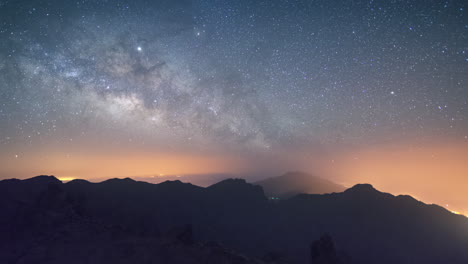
[0,0,467,175]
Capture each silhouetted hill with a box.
[132,173,235,187]
[207,178,267,204]
[255,171,345,198]
[0,176,278,264]
[284,184,468,263]
[2,175,468,264]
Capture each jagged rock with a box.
[310,234,340,264]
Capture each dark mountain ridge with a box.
[1,175,467,264]
[255,171,346,198]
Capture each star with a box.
[0,0,466,184]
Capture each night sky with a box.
[0,1,467,212]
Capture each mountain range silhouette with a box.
[1,174,467,264]
[255,171,346,198]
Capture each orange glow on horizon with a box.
[1,139,467,216]
[327,140,468,216]
[0,148,249,180]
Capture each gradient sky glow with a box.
[0,0,467,213]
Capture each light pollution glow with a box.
[1,139,467,216]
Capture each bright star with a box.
[137,46,142,52]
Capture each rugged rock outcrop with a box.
[2,176,468,264]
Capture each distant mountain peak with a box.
[66,179,90,185]
[122,177,135,182]
[26,175,61,184]
[158,180,193,188]
[255,172,345,198]
[102,177,136,184]
[208,178,249,189]
[345,183,379,194]
[160,179,183,184]
[208,178,266,200]
[30,175,58,180]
